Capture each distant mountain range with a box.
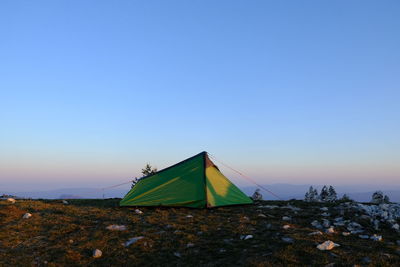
[3,183,400,202]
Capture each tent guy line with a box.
[75,152,282,200]
[208,153,283,200]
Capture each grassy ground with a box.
[0,199,399,266]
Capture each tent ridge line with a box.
[138,151,207,182]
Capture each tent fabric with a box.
[120,152,253,208]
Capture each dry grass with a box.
[0,199,399,266]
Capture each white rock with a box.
[325,227,335,234]
[392,223,399,231]
[174,252,181,258]
[186,214,193,218]
[342,232,351,236]
[6,198,16,204]
[282,225,290,230]
[93,249,102,258]
[370,234,382,241]
[186,243,195,248]
[321,212,330,217]
[317,240,340,251]
[22,213,32,219]
[359,235,369,239]
[62,200,69,205]
[124,236,144,247]
[308,231,323,236]
[241,235,253,240]
[320,207,329,211]
[258,214,267,218]
[282,216,291,221]
[135,209,143,214]
[106,225,127,231]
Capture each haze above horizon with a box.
[1,1,399,192]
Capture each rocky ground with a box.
[0,199,399,266]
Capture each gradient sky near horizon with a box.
[1,0,399,192]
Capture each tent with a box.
[120,152,253,208]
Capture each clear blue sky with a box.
[1,1,399,191]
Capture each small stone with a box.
[309,231,323,236]
[186,243,195,248]
[282,216,291,221]
[92,249,102,258]
[392,223,399,231]
[359,235,369,239]
[124,236,144,247]
[370,234,382,241]
[241,235,253,240]
[282,237,294,243]
[317,240,340,250]
[6,198,16,204]
[174,252,181,258]
[282,225,290,230]
[219,248,226,253]
[22,213,32,219]
[62,200,69,205]
[69,239,74,244]
[320,207,329,211]
[321,212,330,217]
[325,227,335,234]
[258,214,267,218]
[135,209,143,214]
[311,220,323,229]
[106,225,127,231]
[342,232,351,236]
[186,215,193,218]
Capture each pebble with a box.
[6,198,16,204]
[186,243,195,248]
[135,209,143,214]
[124,236,144,247]
[241,235,253,240]
[22,213,32,219]
[106,225,127,231]
[282,216,291,221]
[62,200,69,205]
[174,252,181,258]
[308,231,323,236]
[186,215,193,218]
[92,249,102,258]
[282,225,290,230]
[359,235,369,239]
[325,227,335,234]
[258,214,267,218]
[370,234,382,241]
[342,232,351,236]
[317,240,340,251]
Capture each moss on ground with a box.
[0,199,399,266]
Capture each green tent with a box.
[120,152,253,208]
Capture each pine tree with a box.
[383,195,390,204]
[305,186,313,202]
[371,191,384,204]
[327,186,337,202]
[132,164,158,188]
[341,194,352,202]
[313,188,319,201]
[320,185,329,202]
